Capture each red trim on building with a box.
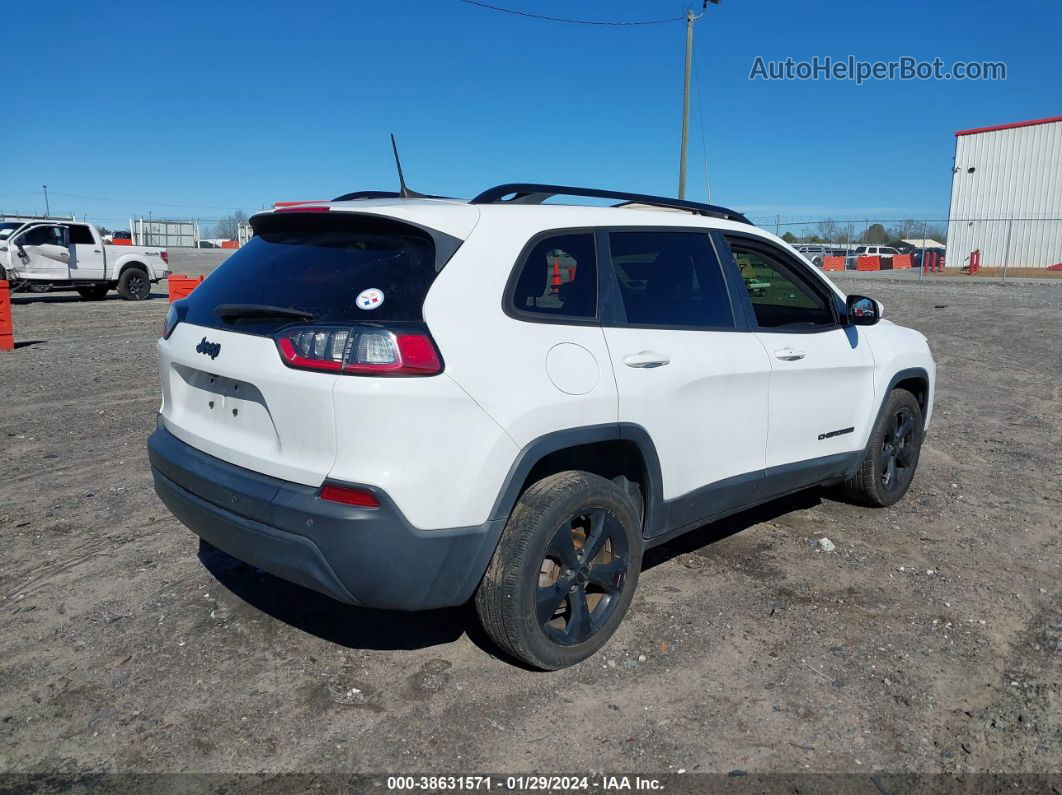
[955,115,1062,137]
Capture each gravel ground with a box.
[0,263,1059,779]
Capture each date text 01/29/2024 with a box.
[385,775,665,791]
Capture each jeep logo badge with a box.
[196,337,221,360]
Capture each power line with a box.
[48,191,245,210]
[456,0,683,26]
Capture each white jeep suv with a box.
[149,184,935,669]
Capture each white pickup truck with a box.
[0,220,169,300]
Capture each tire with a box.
[77,285,109,301]
[844,389,924,507]
[117,268,150,301]
[475,471,642,670]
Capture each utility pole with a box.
[678,9,695,200]
[42,185,50,217]
[679,1,719,200]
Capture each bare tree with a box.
[838,222,856,246]
[816,218,840,243]
[215,210,249,240]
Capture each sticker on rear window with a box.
[356,288,385,310]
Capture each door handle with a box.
[93,249,102,254]
[623,351,670,368]
[774,348,806,361]
[58,252,69,259]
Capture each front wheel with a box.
[475,471,642,670]
[844,389,924,507]
[117,268,150,300]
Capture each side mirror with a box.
[846,294,881,326]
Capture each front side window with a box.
[510,232,597,319]
[728,241,835,329]
[18,226,65,246]
[608,231,734,328]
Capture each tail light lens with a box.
[162,303,181,339]
[160,251,170,265]
[275,325,442,376]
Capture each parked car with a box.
[0,220,168,299]
[794,244,828,267]
[911,248,947,268]
[0,221,24,240]
[844,245,901,269]
[148,182,935,669]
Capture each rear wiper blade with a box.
[215,304,317,322]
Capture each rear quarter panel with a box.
[108,247,166,280]
[423,211,620,449]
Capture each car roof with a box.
[254,196,763,242]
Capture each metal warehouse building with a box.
[946,115,1062,270]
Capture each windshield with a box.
[180,213,448,336]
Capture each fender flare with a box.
[486,422,664,534]
[870,367,931,435]
[115,260,149,281]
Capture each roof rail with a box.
[331,190,455,202]
[470,183,752,225]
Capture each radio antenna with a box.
[390,134,426,199]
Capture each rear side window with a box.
[510,233,597,320]
[181,213,443,335]
[608,231,734,328]
[68,225,95,245]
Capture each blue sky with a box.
[4,0,1059,230]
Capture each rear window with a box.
[181,213,445,335]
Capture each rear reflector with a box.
[319,484,380,508]
[275,325,442,376]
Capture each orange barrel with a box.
[0,280,13,352]
[168,274,205,302]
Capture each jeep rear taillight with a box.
[162,302,181,339]
[274,326,442,376]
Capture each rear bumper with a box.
[148,425,506,610]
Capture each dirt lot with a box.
[1,267,1059,779]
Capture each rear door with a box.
[721,234,876,481]
[66,223,106,280]
[159,210,453,485]
[599,229,772,533]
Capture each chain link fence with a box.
[748,216,1062,283]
